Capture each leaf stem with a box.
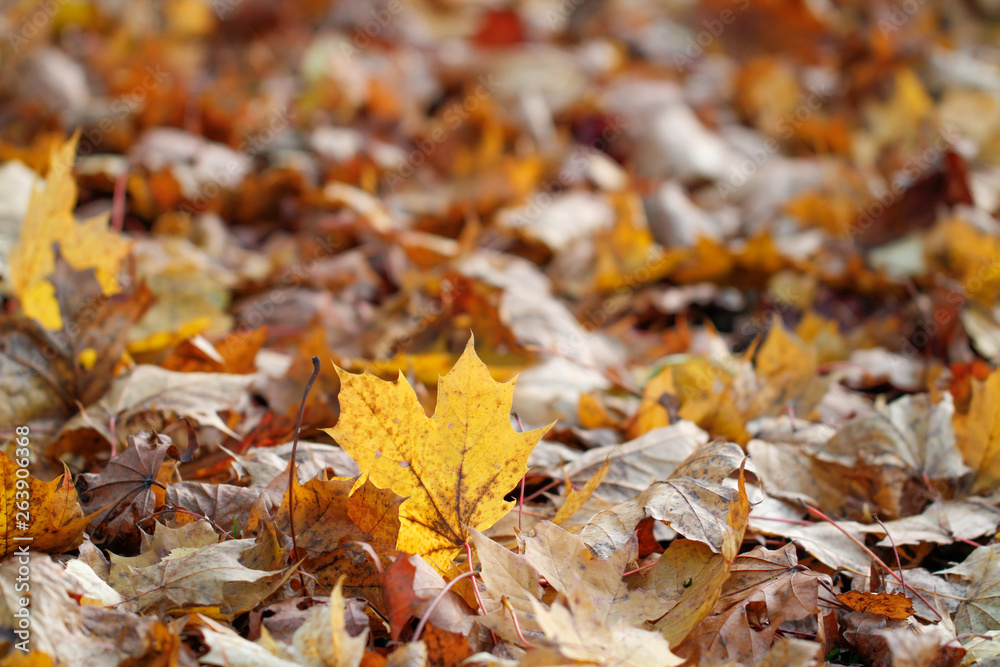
[288,356,320,593]
[503,596,537,648]
[873,515,904,590]
[465,542,499,645]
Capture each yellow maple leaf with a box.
[8,131,132,330]
[1,451,89,558]
[957,368,1000,495]
[325,336,552,572]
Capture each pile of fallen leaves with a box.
[7,0,1000,665]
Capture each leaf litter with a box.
[4,1,1000,666]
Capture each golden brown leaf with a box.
[836,590,915,621]
[0,452,88,558]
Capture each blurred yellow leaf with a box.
[8,132,131,330]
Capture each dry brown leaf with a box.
[75,431,179,550]
[582,440,749,558]
[164,482,279,535]
[107,528,288,616]
[54,364,255,452]
[292,577,368,667]
[561,421,708,503]
[528,584,683,667]
[683,544,830,665]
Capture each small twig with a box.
[623,558,659,577]
[803,504,942,621]
[413,570,478,642]
[288,357,321,593]
[503,597,537,648]
[873,515,905,590]
[465,543,499,645]
[465,543,488,617]
[523,477,565,503]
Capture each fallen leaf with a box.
[582,441,750,558]
[825,392,968,481]
[552,458,609,525]
[189,614,302,667]
[292,577,368,667]
[941,546,1000,635]
[8,131,132,330]
[652,467,751,646]
[644,551,718,637]
[522,521,667,627]
[273,472,377,597]
[347,474,405,549]
[326,336,551,571]
[528,584,683,667]
[0,552,143,665]
[684,544,830,664]
[0,451,88,557]
[108,528,288,615]
[423,624,474,667]
[46,250,155,406]
[469,526,544,642]
[75,431,178,550]
[561,421,708,503]
[957,367,1000,494]
[837,590,915,620]
[164,482,278,536]
[54,364,255,452]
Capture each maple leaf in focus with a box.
[0,451,89,557]
[326,335,552,572]
[8,131,132,330]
